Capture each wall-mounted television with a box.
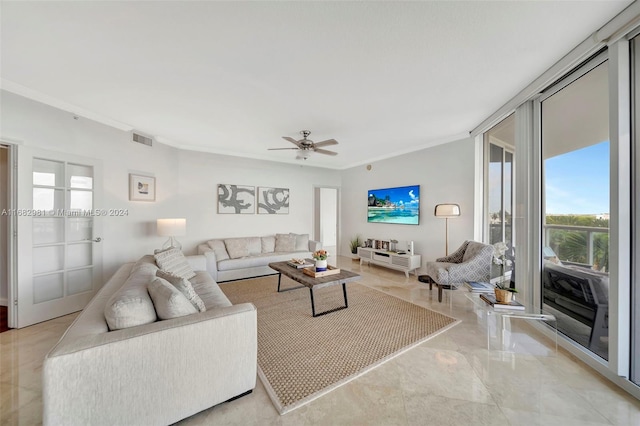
[367,185,420,225]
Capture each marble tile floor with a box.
[2,256,639,425]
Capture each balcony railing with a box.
[544,224,609,270]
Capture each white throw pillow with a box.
[104,278,157,331]
[290,233,310,251]
[207,240,230,261]
[261,236,276,253]
[275,233,296,252]
[224,238,250,259]
[148,278,198,320]
[153,247,196,280]
[156,270,206,313]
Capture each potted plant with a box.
[349,235,362,260]
[312,249,329,272]
[493,241,517,303]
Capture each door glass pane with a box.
[67,243,91,269]
[505,151,513,245]
[33,246,64,274]
[69,190,92,211]
[67,163,93,189]
[67,218,92,242]
[488,144,503,245]
[33,218,64,245]
[33,158,64,187]
[67,268,93,295]
[33,273,63,304]
[541,61,609,360]
[33,188,64,211]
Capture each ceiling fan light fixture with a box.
[296,149,313,160]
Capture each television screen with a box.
[367,185,420,225]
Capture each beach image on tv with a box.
[367,185,420,225]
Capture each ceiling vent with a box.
[131,131,153,147]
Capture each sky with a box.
[368,185,420,207]
[544,141,609,215]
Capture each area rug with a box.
[220,275,460,414]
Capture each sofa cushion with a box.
[148,277,198,320]
[156,270,206,313]
[246,237,261,256]
[154,247,196,280]
[217,252,306,271]
[275,233,296,252]
[104,274,157,331]
[261,236,275,253]
[224,238,250,259]
[207,239,230,261]
[190,272,233,309]
[291,233,310,251]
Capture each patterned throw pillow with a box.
[274,233,296,252]
[153,247,196,280]
[156,270,206,313]
[147,278,198,320]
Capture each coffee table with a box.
[268,261,362,317]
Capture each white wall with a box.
[340,138,476,273]
[1,91,339,281]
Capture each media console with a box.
[357,247,421,278]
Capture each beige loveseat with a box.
[43,253,257,426]
[197,233,322,282]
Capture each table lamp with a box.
[157,218,186,250]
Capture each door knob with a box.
[93,237,102,243]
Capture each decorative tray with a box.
[302,265,341,278]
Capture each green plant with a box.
[495,281,518,293]
[349,235,362,254]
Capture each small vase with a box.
[494,288,512,304]
[315,259,328,272]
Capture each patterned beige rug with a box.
[220,275,459,414]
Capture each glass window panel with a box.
[67,218,93,242]
[69,190,92,211]
[33,273,63,304]
[67,268,93,296]
[33,217,64,245]
[67,243,92,269]
[33,246,64,274]
[33,158,64,187]
[33,188,64,211]
[488,144,503,245]
[505,151,513,247]
[541,61,609,361]
[68,163,93,189]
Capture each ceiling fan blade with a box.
[314,148,338,156]
[268,147,299,151]
[313,139,338,148]
[282,136,302,148]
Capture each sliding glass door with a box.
[540,56,610,360]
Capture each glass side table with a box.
[465,292,558,355]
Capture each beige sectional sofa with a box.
[43,252,257,426]
[197,233,322,282]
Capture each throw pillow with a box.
[274,233,296,252]
[207,240,230,261]
[261,236,275,253]
[290,233,310,251]
[153,247,196,280]
[148,278,198,320]
[104,277,157,331]
[156,270,206,313]
[224,238,250,259]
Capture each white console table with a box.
[357,247,421,278]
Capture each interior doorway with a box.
[1,144,10,332]
[314,187,339,261]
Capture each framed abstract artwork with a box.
[218,184,255,214]
[257,187,289,214]
[129,174,156,201]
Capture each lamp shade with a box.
[434,204,460,218]
[157,218,186,237]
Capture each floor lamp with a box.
[434,204,460,256]
[157,218,186,250]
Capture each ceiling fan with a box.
[268,130,338,160]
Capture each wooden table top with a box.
[268,260,362,290]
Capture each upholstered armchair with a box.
[422,240,494,302]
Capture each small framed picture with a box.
[129,174,156,201]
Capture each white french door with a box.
[15,148,102,328]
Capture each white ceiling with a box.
[0,1,632,169]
